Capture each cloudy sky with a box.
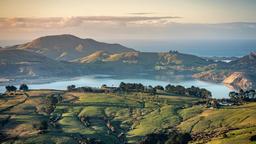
[0,0,256,43]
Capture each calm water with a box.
[0,75,232,99]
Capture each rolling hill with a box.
[195,52,256,89]
[2,34,256,90]
[10,34,135,61]
[0,49,85,79]
[74,50,214,76]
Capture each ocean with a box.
[120,39,256,57]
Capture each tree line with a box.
[67,82,211,98]
[229,89,256,103]
[5,84,29,92]
[119,82,212,98]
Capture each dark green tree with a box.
[19,84,29,91]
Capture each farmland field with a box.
[0,90,256,144]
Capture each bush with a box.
[140,131,191,144]
[19,84,29,91]
[5,85,17,92]
[33,120,48,131]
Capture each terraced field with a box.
[0,90,256,144]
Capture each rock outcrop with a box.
[193,70,228,83]
[223,72,253,90]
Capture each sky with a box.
[0,0,256,44]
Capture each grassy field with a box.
[0,90,256,144]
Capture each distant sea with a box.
[120,39,256,57]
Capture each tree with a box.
[200,88,212,99]
[101,84,107,89]
[154,85,164,91]
[5,85,17,92]
[19,84,29,91]
[165,84,176,93]
[175,85,186,95]
[67,85,76,91]
[33,120,48,131]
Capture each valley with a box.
[1,1,256,144]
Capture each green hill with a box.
[1,90,256,143]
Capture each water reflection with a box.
[0,75,233,99]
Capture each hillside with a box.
[194,52,256,90]
[0,49,85,79]
[75,50,214,76]
[2,35,256,90]
[0,89,256,144]
[0,36,218,83]
[229,52,256,72]
[10,34,135,61]
[75,50,211,66]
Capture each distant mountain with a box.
[229,52,256,71]
[0,49,85,79]
[2,35,215,81]
[10,34,135,61]
[2,34,256,90]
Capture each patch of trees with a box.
[19,84,29,91]
[229,89,256,103]
[118,82,211,98]
[0,116,11,127]
[0,132,7,142]
[40,94,62,115]
[5,84,29,92]
[67,85,76,91]
[66,83,212,99]
[139,130,192,144]
[118,82,158,95]
[67,85,105,93]
[250,135,256,142]
[33,120,48,132]
[119,82,145,92]
[71,134,103,144]
[166,85,211,98]
[5,85,17,92]
[186,86,212,99]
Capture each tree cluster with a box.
[165,85,211,98]
[140,130,191,144]
[118,82,212,98]
[33,120,48,131]
[67,85,76,91]
[229,89,256,103]
[119,82,145,92]
[41,94,61,115]
[19,84,29,91]
[67,85,105,93]
[5,84,29,92]
[5,85,17,92]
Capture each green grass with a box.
[75,92,138,105]
[78,106,104,117]
[2,135,77,144]
[178,103,256,134]
[2,90,256,144]
[206,127,256,144]
[128,105,181,136]
[179,106,205,120]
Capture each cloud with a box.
[127,12,155,15]
[0,16,181,29]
